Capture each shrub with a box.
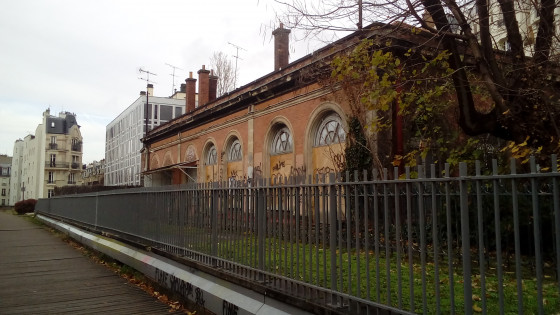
[14,199,37,215]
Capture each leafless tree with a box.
[210,51,236,97]
[275,0,560,153]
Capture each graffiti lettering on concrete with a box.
[195,287,205,306]
[155,268,202,306]
[170,274,193,299]
[155,268,168,286]
[223,300,239,315]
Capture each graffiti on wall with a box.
[155,268,207,308]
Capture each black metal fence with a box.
[36,156,560,314]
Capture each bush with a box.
[54,185,141,196]
[14,199,37,215]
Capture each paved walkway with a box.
[0,210,180,314]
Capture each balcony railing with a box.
[45,162,70,169]
[49,143,58,150]
[71,144,82,152]
[71,162,80,169]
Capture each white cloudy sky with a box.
[0,0,338,164]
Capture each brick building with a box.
[140,24,424,186]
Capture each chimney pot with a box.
[209,70,218,101]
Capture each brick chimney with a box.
[209,70,218,101]
[272,23,291,71]
[198,65,210,107]
[147,83,154,96]
[185,72,197,112]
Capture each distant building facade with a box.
[104,84,187,186]
[0,154,12,206]
[82,159,105,186]
[486,0,560,55]
[9,109,83,202]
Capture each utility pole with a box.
[228,42,246,89]
[165,63,183,96]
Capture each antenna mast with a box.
[165,63,183,95]
[228,42,246,89]
[138,68,157,137]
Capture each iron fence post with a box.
[211,181,218,266]
[459,162,472,314]
[328,173,338,306]
[257,179,265,280]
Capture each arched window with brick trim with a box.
[271,126,293,155]
[314,113,346,147]
[205,145,217,165]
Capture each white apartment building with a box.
[9,109,83,203]
[105,84,188,186]
[0,155,12,206]
[463,0,560,56]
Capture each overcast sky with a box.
[0,0,335,164]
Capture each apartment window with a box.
[71,138,81,152]
[160,105,172,121]
[154,105,158,119]
[48,172,54,183]
[72,155,80,169]
[49,136,58,149]
[68,173,75,184]
[1,189,5,196]
[50,154,56,166]
[48,190,54,198]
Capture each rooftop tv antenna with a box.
[138,67,157,85]
[228,42,246,89]
[165,63,183,95]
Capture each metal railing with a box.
[36,156,560,314]
[45,162,70,169]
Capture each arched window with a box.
[228,139,242,161]
[271,126,293,155]
[206,145,217,165]
[314,113,346,147]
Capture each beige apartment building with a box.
[10,109,83,203]
[0,154,12,206]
